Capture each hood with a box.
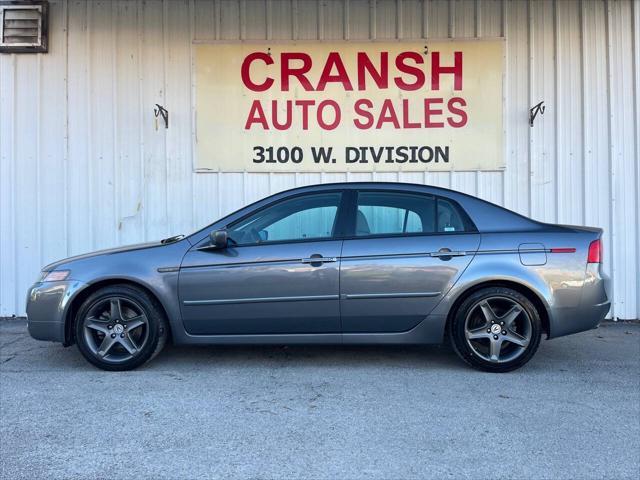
[42,241,164,271]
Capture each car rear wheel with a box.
[74,285,168,371]
[449,287,542,372]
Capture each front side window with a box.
[354,191,474,237]
[227,192,342,245]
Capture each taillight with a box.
[587,239,602,263]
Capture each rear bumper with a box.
[549,265,610,338]
[26,280,87,343]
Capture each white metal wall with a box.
[1,0,638,319]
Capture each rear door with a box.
[340,190,480,333]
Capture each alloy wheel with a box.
[81,296,150,364]
[463,296,533,364]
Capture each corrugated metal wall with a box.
[1,0,638,318]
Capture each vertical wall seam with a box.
[344,0,350,40]
[11,54,17,313]
[239,0,246,40]
[162,0,169,236]
[215,0,221,40]
[553,0,559,223]
[292,0,298,40]
[475,0,481,38]
[266,0,272,40]
[526,0,532,218]
[632,0,640,319]
[579,0,586,225]
[190,0,197,230]
[86,1,93,249]
[318,0,324,40]
[137,0,146,241]
[63,0,69,256]
[36,51,42,274]
[397,0,402,39]
[370,0,376,40]
[604,0,616,319]
[12,51,22,311]
[112,1,120,245]
[448,0,454,38]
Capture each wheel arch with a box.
[444,280,551,339]
[63,278,172,346]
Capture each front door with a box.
[340,190,480,333]
[179,192,345,335]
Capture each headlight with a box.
[41,270,71,282]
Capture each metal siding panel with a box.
[219,0,241,39]
[165,0,194,237]
[38,0,68,271]
[295,0,319,39]
[88,1,117,251]
[193,0,217,40]
[0,0,637,318]
[141,0,169,241]
[607,0,638,319]
[425,0,450,38]
[269,0,294,39]
[348,0,372,39]
[115,0,144,245]
[0,54,17,315]
[13,55,40,313]
[243,0,267,39]
[634,0,640,320]
[556,0,584,226]
[529,0,557,223]
[375,0,397,39]
[503,0,529,216]
[401,0,424,38]
[66,1,91,256]
[582,0,613,298]
[323,0,345,39]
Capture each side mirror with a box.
[210,229,229,249]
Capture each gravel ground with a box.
[1,318,639,480]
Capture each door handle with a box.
[301,256,337,264]
[430,248,467,258]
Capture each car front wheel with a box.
[449,287,542,372]
[74,285,168,371]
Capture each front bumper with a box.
[26,280,87,343]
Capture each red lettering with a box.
[394,52,425,91]
[244,100,269,130]
[241,52,274,92]
[272,100,292,130]
[447,97,468,127]
[281,52,314,91]
[356,52,388,90]
[424,98,444,128]
[376,99,400,129]
[295,100,315,130]
[402,99,421,128]
[353,99,375,129]
[431,51,463,90]
[317,100,341,130]
[317,52,354,91]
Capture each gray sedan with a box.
[26,182,610,372]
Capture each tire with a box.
[449,287,542,372]
[74,284,168,371]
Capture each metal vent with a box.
[0,1,48,53]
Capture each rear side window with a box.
[355,191,475,237]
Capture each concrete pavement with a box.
[1,318,638,479]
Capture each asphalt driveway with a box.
[1,318,638,480]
